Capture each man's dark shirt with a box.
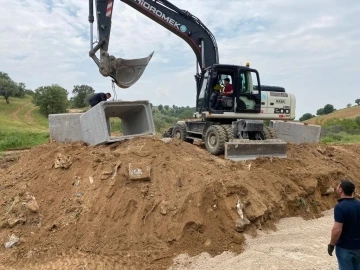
[89,93,107,107]
[335,198,360,250]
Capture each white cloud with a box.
[0,0,359,118]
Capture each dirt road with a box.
[170,209,338,270]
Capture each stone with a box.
[322,187,335,195]
[25,198,39,213]
[235,218,251,232]
[128,163,151,181]
[54,153,72,169]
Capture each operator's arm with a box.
[328,205,344,256]
[330,222,343,245]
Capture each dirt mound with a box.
[0,138,360,270]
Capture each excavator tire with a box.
[263,126,278,139]
[204,125,227,155]
[222,125,234,141]
[172,123,187,141]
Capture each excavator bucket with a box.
[224,139,287,161]
[111,52,154,88]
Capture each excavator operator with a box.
[211,77,233,110]
[221,78,233,96]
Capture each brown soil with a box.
[0,138,360,270]
[305,105,360,125]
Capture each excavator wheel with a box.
[204,125,227,155]
[172,123,187,141]
[222,125,234,141]
[263,126,278,139]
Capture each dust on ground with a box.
[0,137,359,270]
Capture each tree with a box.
[164,105,169,110]
[323,104,335,115]
[33,84,69,116]
[299,113,315,122]
[71,85,95,108]
[355,99,360,106]
[0,72,18,103]
[347,103,352,108]
[316,108,325,115]
[355,116,360,126]
[158,104,163,111]
[13,82,27,98]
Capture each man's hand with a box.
[328,244,335,256]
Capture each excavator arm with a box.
[88,0,219,88]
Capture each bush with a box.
[33,84,69,116]
[299,113,315,121]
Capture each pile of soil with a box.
[0,137,359,270]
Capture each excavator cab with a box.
[197,64,262,114]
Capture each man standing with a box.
[328,179,360,270]
[88,92,111,108]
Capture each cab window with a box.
[239,71,259,94]
[198,70,209,99]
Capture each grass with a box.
[0,95,49,151]
[0,131,49,151]
[321,132,360,144]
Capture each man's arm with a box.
[330,221,343,245]
[328,221,343,256]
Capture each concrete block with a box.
[80,100,155,145]
[128,163,151,181]
[48,113,83,142]
[270,120,321,144]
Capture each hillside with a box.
[0,95,49,151]
[304,105,360,125]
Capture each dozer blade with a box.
[112,52,154,88]
[225,139,287,161]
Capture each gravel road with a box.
[170,209,338,270]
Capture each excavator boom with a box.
[89,0,219,88]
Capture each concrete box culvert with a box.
[80,100,155,145]
[48,113,84,142]
[270,120,321,144]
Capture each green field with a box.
[0,95,49,151]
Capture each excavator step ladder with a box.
[224,139,287,161]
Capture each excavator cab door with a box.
[236,69,261,113]
[196,70,211,112]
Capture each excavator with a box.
[88,0,296,160]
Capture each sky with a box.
[0,0,359,119]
